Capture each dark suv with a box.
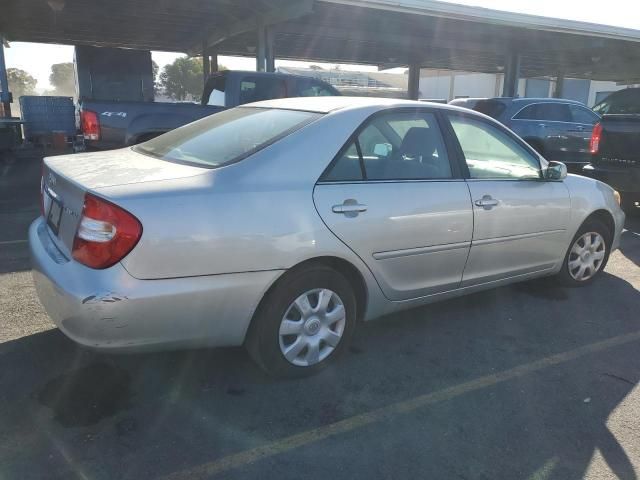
[473,98,600,169]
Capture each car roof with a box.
[484,97,586,106]
[245,96,470,114]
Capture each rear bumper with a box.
[583,164,640,194]
[29,218,281,352]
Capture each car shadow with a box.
[620,214,640,267]
[1,271,639,479]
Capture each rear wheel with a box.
[246,265,357,377]
[556,218,611,286]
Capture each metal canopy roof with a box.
[2,0,640,81]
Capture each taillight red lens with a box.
[72,194,142,269]
[589,122,603,154]
[81,109,100,141]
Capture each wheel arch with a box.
[582,209,616,241]
[249,256,369,336]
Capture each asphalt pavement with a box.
[1,150,639,480]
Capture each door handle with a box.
[332,200,367,216]
[538,123,548,128]
[474,195,499,209]
[332,204,368,214]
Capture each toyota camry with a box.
[30,97,625,377]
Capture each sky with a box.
[3,0,640,91]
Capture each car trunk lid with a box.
[42,148,207,257]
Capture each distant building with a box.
[276,66,407,98]
[418,70,639,107]
[277,66,637,107]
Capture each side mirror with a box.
[545,161,567,180]
[373,143,392,157]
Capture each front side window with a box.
[449,115,541,180]
[134,107,320,168]
[323,111,453,181]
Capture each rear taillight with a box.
[81,109,100,141]
[72,194,142,269]
[589,122,603,154]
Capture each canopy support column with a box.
[408,63,420,100]
[502,51,521,97]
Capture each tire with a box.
[245,265,357,378]
[556,218,612,287]
[620,193,639,216]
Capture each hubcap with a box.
[278,288,346,367]
[568,231,606,282]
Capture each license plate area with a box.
[45,190,63,236]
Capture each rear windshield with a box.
[134,107,321,168]
[593,89,640,115]
[473,100,507,119]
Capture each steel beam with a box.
[203,41,210,84]
[190,0,313,55]
[256,22,266,72]
[211,50,219,72]
[0,37,12,117]
[265,26,276,72]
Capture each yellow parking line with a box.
[161,330,640,480]
[0,239,28,245]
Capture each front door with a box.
[445,112,571,286]
[314,109,473,301]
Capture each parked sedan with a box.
[474,97,601,170]
[30,97,625,377]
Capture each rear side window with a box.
[473,100,507,119]
[514,103,571,122]
[203,74,226,106]
[134,107,320,168]
[293,79,337,97]
[238,77,287,105]
[323,111,452,181]
[570,105,599,124]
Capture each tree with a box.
[158,57,203,101]
[152,60,160,95]
[49,62,75,97]
[7,68,37,99]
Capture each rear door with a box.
[510,103,570,161]
[313,109,473,301]
[444,112,571,286]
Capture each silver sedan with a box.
[30,97,625,377]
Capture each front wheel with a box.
[556,218,611,287]
[246,265,357,377]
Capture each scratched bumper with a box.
[29,218,282,352]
